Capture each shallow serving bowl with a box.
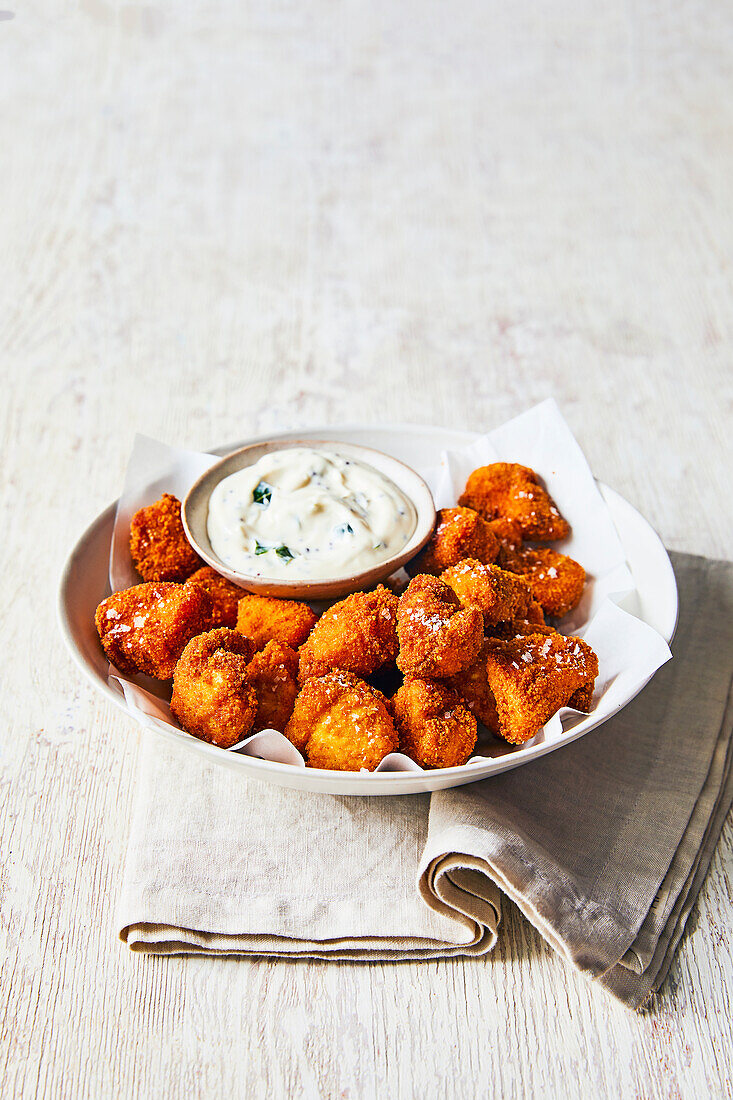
[58,423,678,796]
[182,438,436,599]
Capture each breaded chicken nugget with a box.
[406,507,499,576]
[284,671,398,771]
[236,594,317,651]
[484,632,599,744]
[445,639,499,731]
[95,581,213,679]
[506,547,585,618]
[459,463,570,541]
[488,517,524,571]
[441,558,534,628]
[129,493,203,582]
[396,575,483,679]
[391,678,477,769]
[185,566,243,628]
[298,585,398,683]
[170,628,256,748]
[245,641,299,733]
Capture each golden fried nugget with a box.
[441,558,534,628]
[459,463,570,541]
[185,566,243,628]
[391,678,477,769]
[488,517,523,549]
[484,633,599,744]
[488,517,524,571]
[508,547,585,618]
[445,639,499,731]
[236,594,317,651]
[170,628,256,748]
[284,671,398,771]
[406,507,499,576]
[396,574,483,679]
[245,641,299,733]
[129,493,203,582]
[298,585,398,683]
[95,581,213,679]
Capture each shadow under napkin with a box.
[118,553,732,1010]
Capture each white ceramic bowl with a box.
[182,438,436,599]
[58,423,678,796]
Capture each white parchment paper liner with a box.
[104,400,672,773]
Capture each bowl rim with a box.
[181,436,437,594]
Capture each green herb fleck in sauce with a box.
[252,481,272,506]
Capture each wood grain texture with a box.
[1,1,732,1097]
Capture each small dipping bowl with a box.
[182,439,436,599]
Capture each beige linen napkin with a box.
[118,553,733,1008]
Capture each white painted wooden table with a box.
[2,2,732,1097]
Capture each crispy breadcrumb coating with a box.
[284,671,398,771]
[407,507,499,576]
[170,628,256,748]
[567,680,594,711]
[298,585,398,683]
[488,517,524,571]
[506,546,585,618]
[441,558,534,628]
[245,641,299,733]
[445,639,499,731]
[396,574,483,679]
[236,594,317,651]
[489,619,557,641]
[526,599,546,625]
[129,493,203,582]
[484,632,598,744]
[185,566,244,628]
[391,678,477,769]
[95,581,213,679]
[459,463,570,541]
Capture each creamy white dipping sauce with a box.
[206,448,416,580]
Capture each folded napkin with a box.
[118,553,733,1009]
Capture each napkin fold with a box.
[118,553,733,1009]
